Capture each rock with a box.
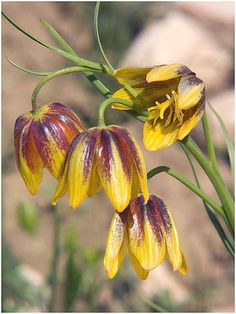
[122,11,232,94]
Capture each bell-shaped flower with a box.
[104,194,187,279]
[52,125,149,212]
[14,103,84,195]
[112,64,205,150]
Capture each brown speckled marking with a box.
[128,195,145,244]
[149,194,172,237]
[146,196,165,243]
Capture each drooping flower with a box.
[112,64,205,150]
[14,103,84,195]
[52,125,149,212]
[104,194,187,279]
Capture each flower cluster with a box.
[14,64,205,279]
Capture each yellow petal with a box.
[104,212,126,279]
[165,209,182,271]
[97,129,132,212]
[146,64,192,82]
[87,156,101,197]
[68,131,98,208]
[178,250,188,274]
[17,122,43,195]
[128,202,166,270]
[51,152,70,205]
[109,126,149,204]
[143,118,180,151]
[177,75,205,110]
[113,67,151,86]
[128,246,149,280]
[178,104,205,140]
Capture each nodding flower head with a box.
[112,64,205,151]
[104,194,187,279]
[52,125,149,212]
[14,103,84,195]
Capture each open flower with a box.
[52,125,149,212]
[14,103,84,195]
[112,64,205,150]
[104,194,187,279]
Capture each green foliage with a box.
[15,201,39,236]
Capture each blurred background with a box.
[2,2,234,312]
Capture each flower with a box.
[104,194,187,279]
[52,125,149,212]
[112,64,205,150]
[14,103,84,195]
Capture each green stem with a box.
[98,97,148,126]
[181,136,234,232]
[179,142,234,257]
[202,111,220,176]
[147,166,224,217]
[41,18,112,98]
[31,66,97,112]
[94,2,114,73]
[48,205,61,312]
[2,11,110,73]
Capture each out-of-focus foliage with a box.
[15,201,39,236]
[2,243,44,312]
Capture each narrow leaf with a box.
[208,103,234,180]
[7,57,51,76]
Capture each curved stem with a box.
[148,166,224,217]
[94,2,114,73]
[48,204,61,312]
[98,97,148,126]
[31,66,98,112]
[7,57,52,76]
[181,136,234,232]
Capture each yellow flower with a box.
[14,103,84,195]
[112,64,205,150]
[104,194,187,279]
[52,125,149,212]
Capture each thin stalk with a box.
[94,2,114,73]
[48,205,61,312]
[7,57,52,76]
[181,136,234,232]
[147,166,224,217]
[41,18,112,98]
[98,97,148,126]
[2,11,110,72]
[202,111,220,176]
[179,142,234,257]
[31,66,98,112]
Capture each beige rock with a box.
[122,11,232,93]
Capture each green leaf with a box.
[7,57,51,76]
[147,166,224,217]
[179,142,234,257]
[208,103,235,180]
[16,201,39,236]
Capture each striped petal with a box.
[127,196,166,270]
[150,195,183,271]
[87,155,101,197]
[177,75,205,110]
[178,103,205,140]
[109,126,149,203]
[67,129,98,208]
[146,64,192,83]
[97,129,132,212]
[14,115,43,195]
[104,212,126,279]
[31,118,66,178]
[113,67,151,86]
[143,118,180,151]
